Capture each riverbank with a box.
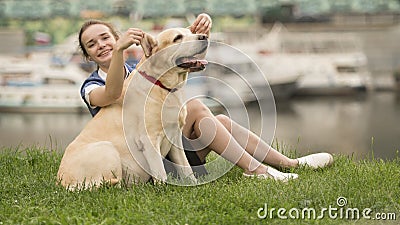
[0,146,398,224]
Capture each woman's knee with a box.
[215,114,232,129]
[183,99,212,136]
[187,99,211,116]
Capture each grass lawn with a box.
[0,146,399,225]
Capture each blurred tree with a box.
[0,1,5,18]
[136,0,185,18]
[50,1,70,17]
[1,0,399,22]
[259,2,296,23]
[184,0,208,15]
[0,1,9,27]
[209,0,256,17]
[10,0,48,19]
[112,0,137,16]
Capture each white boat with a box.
[0,53,87,113]
[220,34,302,100]
[248,23,372,96]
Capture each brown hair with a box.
[78,20,120,61]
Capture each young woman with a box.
[78,13,333,182]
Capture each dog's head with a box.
[139,27,209,76]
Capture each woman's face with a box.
[80,24,117,70]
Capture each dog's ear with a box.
[141,33,157,57]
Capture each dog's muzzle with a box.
[176,37,209,72]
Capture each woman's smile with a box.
[97,49,112,58]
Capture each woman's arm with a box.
[90,28,143,107]
[189,13,212,36]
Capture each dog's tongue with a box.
[193,59,207,69]
[187,58,208,66]
[197,59,208,65]
[177,57,208,71]
[188,59,208,72]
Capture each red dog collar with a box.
[138,70,178,93]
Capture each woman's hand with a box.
[189,13,212,35]
[115,28,144,51]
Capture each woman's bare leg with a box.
[215,114,299,168]
[182,99,297,179]
[182,100,262,174]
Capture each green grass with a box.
[0,146,399,225]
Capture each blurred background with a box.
[0,0,399,160]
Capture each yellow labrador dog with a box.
[57,28,209,190]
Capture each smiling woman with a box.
[78,20,144,110]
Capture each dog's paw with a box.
[188,175,197,184]
[189,179,198,186]
[152,177,167,185]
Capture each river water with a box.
[0,91,398,160]
[271,92,399,160]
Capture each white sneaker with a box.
[243,166,298,182]
[297,153,334,169]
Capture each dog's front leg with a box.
[169,138,197,184]
[140,135,168,183]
